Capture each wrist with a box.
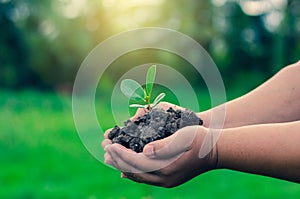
[197,111,211,128]
[214,128,238,170]
[208,129,221,170]
[195,127,220,171]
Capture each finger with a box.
[122,172,164,186]
[102,139,112,149]
[121,172,128,178]
[104,152,113,165]
[104,128,113,139]
[107,143,176,173]
[104,152,111,160]
[143,126,199,159]
[156,102,183,111]
[156,101,174,110]
[105,144,145,173]
[122,172,145,183]
[130,107,147,121]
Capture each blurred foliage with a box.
[0,0,110,89]
[0,0,299,91]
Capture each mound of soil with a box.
[108,107,203,153]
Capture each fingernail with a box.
[104,153,110,159]
[105,157,113,165]
[121,173,127,178]
[144,145,154,157]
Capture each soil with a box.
[108,107,203,153]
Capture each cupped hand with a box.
[130,102,184,121]
[102,125,218,188]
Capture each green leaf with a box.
[129,104,146,108]
[152,93,166,107]
[143,88,147,99]
[120,79,144,101]
[146,65,156,96]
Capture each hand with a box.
[102,125,218,188]
[131,101,185,121]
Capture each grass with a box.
[0,89,299,199]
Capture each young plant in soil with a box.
[108,65,203,153]
[120,65,165,110]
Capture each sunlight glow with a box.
[58,0,86,19]
[102,0,164,30]
[263,10,284,32]
[9,2,30,21]
[239,0,287,32]
[102,0,164,9]
[39,20,59,40]
[211,0,227,7]
[240,0,287,16]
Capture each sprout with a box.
[120,65,166,110]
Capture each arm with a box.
[103,121,300,187]
[102,61,300,187]
[217,121,300,183]
[199,61,300,128]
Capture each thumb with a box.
[130,107,147,121]
[143,126,199,159]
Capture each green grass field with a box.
[0,90,299,199]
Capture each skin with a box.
[200,61,300,128]
[102,61,300,188]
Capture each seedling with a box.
[110,65,203,153]
[120,65,165,110]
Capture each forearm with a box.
[216,121,300,183]
[199,61,300,128]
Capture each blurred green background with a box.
[1,0,300,198]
